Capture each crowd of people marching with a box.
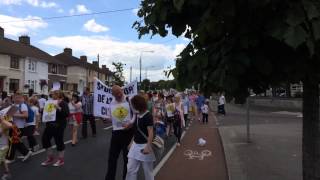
[0,87,224,180]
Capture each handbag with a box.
[136,116,165,158]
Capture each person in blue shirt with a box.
[195,92,205,121]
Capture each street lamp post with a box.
[139,50,154,84]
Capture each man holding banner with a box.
[104,85,134,180]
[93,78,138,180]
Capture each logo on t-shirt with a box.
[112,106,129,122]
[45,103,55,113]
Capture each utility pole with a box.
[97,54,100,65]
[139,55,142,84]
[130,66,132,82]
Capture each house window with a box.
[10,56,19,69]
[50,64,58,74]
[28,60,36,72]
[9,79,19,92]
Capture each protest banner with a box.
[93,78,137,118]
[42,100,58,122]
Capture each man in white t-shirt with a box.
[105,85,134,180]
[218,92,226,116]
[7,92,32,162]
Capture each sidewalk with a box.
[155,112,228,180]
[217,103,302,180]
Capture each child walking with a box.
[201,100,209,124]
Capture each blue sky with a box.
[0,0,187,81]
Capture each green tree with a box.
[134,0,320,179]
[141,79,151,91]
[112,62,125,86]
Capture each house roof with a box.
[0,37,65,65]
[55,53,113,75]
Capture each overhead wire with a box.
[0,7,136,23]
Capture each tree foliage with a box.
[134,1,320,179]
[134,0,320,101]
[112,62,125,86]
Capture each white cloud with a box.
[69,9,75,15]
[57,8,63,13]
[0,0,22,5]
[132,8,139,15]
[40,35,186,81]
[83,19,109,33]
[0,14,48,36]
[70,4,90,15]
[0,0,57,8]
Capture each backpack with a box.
[19,103,35,123]
[174,108,181,124]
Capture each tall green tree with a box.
[112,62,125,86]
[134,0,320,179]
[141,79,151,91]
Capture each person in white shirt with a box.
[6,91,32,162]
[105,85,134,180]
[25,97,39,152]
[201,100,209,124]
[218,92,226,115]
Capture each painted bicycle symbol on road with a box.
[184,149,212,160]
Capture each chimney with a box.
[19,35,30,45]
[102,65,106,69]
[92,61,99,67]
[80,55,87,62]
[0,27,3,40]
[64,48,72,56]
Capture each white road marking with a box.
[153,130,187,176]
[31,140,72,156]
[104,126,113,130]
[184,149,212,160]
[31,125,113,156]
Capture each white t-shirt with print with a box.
[109,99,131,131]
[25,106,39,126]
[201,104,209,114]
[13,103,28,129]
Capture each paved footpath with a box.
[156,112,228,180]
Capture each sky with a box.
[0,0,188,82]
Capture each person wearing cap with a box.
[105,85,134,180]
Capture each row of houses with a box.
[0,27,113,95]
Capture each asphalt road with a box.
[6,120,177,180]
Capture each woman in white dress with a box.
[126,95,155,180]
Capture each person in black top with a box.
[126,95,155,180]
[41,91,69,167]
